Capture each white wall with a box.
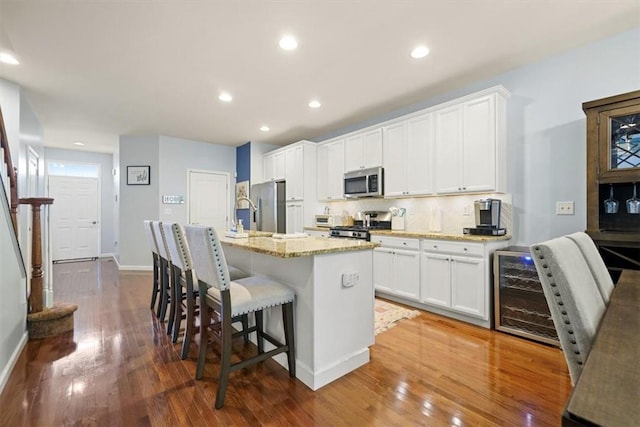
[315,28,640,245]
[0,78,28,393]
[118,135,237,269]
[44,148,116,256]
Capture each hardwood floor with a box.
[0,258,572,426]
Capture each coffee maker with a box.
[463,198,506,236]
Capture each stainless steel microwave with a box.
[344,166,384,198]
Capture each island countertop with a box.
[219,234,378,258]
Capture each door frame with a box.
[187,169,231,230]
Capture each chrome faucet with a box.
[234,196,257,229]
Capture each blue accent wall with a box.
[236,142,251,227]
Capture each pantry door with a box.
[188,170,229,233]
[49,176,100,261]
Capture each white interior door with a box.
[188,170,229,233]
[49,176,100,261]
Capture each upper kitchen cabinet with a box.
[383,113,434,197]
[263,150,286,182]
[434,87,509,194]
[317,138,346,201]
[344,129,383,172]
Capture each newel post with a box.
[19,197,53,313]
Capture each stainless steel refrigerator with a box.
[250,180,286,233]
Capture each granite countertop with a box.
[219,234,378,258]
[370,229,512,242]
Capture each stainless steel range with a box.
[329,211,392,240]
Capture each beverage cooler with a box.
[493,246,559,346]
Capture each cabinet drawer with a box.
[421,239,483,257]
[371,235,420,250]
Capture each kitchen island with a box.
[219,234,378,390]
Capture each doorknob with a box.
[92,221,97,224]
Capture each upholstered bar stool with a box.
[530,236,606,384]
[143,220,161,314]
[163,222,251,359]
[184,224,296,409]
[151,221,173,331]
[564,232,614,302]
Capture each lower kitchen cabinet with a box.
[372,236,420,301]
[286,203,304,233]
[421,251,485,319]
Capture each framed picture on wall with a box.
[236,180,249,208]
[127,165,150,185]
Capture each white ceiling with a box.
[1,1,639,154]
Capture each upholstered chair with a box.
[151,221,173,332]
[184,224,296,409]
[143,220,161,314]
[530,237,606,384]
[162,222,250,359]
[564,232,614,302]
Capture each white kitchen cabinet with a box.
[420,240,488,320]
[285,144,304,201]
[263,150,286,182]
[372,236,420,301]
[286,202,304,233]
[383,113,434,197]
[317,138,345,201]
[434,89,508,194]
[344,128,383,172]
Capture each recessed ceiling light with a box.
[73,141,85,146]
[308,100,321,109]
[0,51,19,65]
[218,92,233,102]
[279,35,298,51]
[260,126,270,132]
[411,45,430,59]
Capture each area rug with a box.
[375,298,420,336]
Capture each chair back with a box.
[152,220,170,261]
[184,224,230,291]
[565,232,614,302]
[144,220,160,255]
[162,222,193,272]
[530,237,606,384]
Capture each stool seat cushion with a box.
[207,275,295,317]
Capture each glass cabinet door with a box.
[599,104,640,178]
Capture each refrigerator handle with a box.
[257,197,262,231]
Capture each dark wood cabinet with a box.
[583,90,640,278]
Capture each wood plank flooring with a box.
[0,258,572,426]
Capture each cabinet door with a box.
[264,151,286,181]
[344,134,364,172]
[285,145,304,200]
[450,255,486,319]
[286,203,304,233]
[462,95,496,192]
[373,248,395,293]
[383,122,406,197]
[363,128,383,168]
[405,114,433,196]
[434,105,463,193]
[327,139,345,200]
[421,252,451,308]
[317,144,329,200]
[394,249,420,300]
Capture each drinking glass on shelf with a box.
[626,183,640,214]
[604,185,619,214]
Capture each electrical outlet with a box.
[463,205,471,216]
[556,201,575,215]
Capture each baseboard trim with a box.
[0,331,28,395]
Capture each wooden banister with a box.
[0,106,19,235]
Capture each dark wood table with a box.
[563,269,640,426]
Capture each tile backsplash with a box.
[322,193,512,235]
